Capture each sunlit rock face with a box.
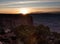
[0,14,33,29]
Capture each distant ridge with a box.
[0,11,60,15]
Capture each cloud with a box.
[30,0,60,2]
[0,1,60,8]
[0,0,60,6]
[0,1,39,6]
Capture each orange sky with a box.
[0,1,60,14]
[0,8,60,14]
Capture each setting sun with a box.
[18,8,30,15]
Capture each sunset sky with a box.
[0,0,60,13]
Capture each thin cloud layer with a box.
[0,1,40,6]
[0,1,60,8]
[21,0,60,1]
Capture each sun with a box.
[18,8,30,15]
